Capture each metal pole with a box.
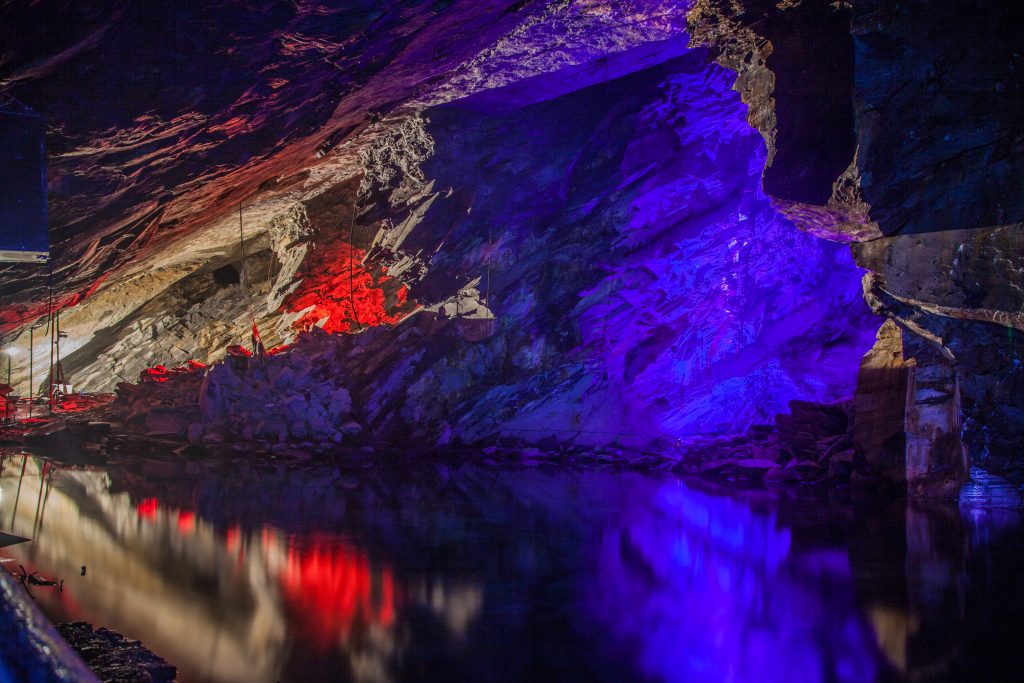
[31,462,45,539]
[10,455,27,531]
[5,352,10,423]
[36,465,54,539]
[54,309,61,408]
[48,308,54,413]
[55,310,60,382]
[28,328,33,418]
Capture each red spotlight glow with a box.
[286,240,415,334]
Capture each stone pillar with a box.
[853,319,968,497]
[903,340,969,498]
[853,319,911,483]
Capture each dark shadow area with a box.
[211,263,240,288]
[762,1,855,205]
[852,0,1024,235]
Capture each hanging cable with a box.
[55,309,64,392]
[348,200,362,332]
[238,202,263,355]
[28,327,33,418]
[485,226,492,307]
[46,265,54,411]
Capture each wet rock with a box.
[202,432,225,444]
[775,399,851,462]
[792,462,827,484]
[25,425,94,464]
[56,622,176,683]
[691,0,1024,476]
[733,459,782,479]
[143,409,186,437]
[186,423,203,444]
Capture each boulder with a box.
[144,409,187,437]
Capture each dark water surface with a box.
[1,449,1022,682]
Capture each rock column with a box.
[853,319,911,483]
[853,319,968,497]
[903,338,969,498]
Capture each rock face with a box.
[0,0,879,453]
[689,0,1024,483]
[0,1,1020,478]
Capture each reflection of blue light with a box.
[655,484,791,569]
[587,482,877,683]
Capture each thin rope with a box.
[238,202,261,347]
[348,201,362,331]
[45,264,53,406]
[485,226,492,307]
[55,309,63,386]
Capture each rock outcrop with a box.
[852,320,909,482]
[688,0,1024,485]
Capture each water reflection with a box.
[0,450,1022,682]
[0,453,451,683]
[2,454,288,682]
[587,483,876,683]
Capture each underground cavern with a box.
[1,1,1022,681]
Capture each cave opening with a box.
[212,263,241,288]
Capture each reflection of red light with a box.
[177,510,195,534]
[286,240,415,334]
[261,526,275,549]
[137,498,158,519]
[124,503,399,648]
[278,536,396,649]
[379,571,395,626]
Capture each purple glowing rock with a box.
[369,39,880,445]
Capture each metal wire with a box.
[348,200,362,331]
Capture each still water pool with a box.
[1,450,1022,682]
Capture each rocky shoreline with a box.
[56,623,176,683]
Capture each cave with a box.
[0,1,1022,681]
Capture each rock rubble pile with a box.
[57,622,176,683]
[108,330,361,449]
[659,399,859,485]
[103,329,866,488]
